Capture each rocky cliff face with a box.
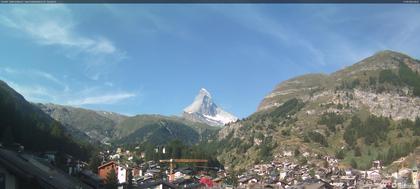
[257,50,420,119]
[216,50,420,171]
[183,88,237,126]
[257,74,331,111]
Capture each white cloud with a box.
[0,5,125,63]
[0,5,128,82]
[67,92,136,106]
[1,79,55,102]
[0,67,137,106]
[0,68,70,103]
[1,78,137,106]
[89,38,117,54]
[0,67,69,91]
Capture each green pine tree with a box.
[127,169,133,189]
[88,152,102,174]
[351,159,358,169]
[104,169,118,189]
[1,125,14,146]
[50,121,63,138]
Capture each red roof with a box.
[98,161,116,169]
[200,177,214,187]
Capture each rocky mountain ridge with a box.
[258,50,420,119]
[36,103,218,146]
[36,103,127,144]
[183,88,237,126]
[0,80,90,159]
[216,50,420,171]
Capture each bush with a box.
[318,112,344,132]
[379,70,400,85]
[105,169,118,189]
[354,146,362,156]
[270,98,304,118]
[335,149,345,159]
[399,62,420,96]
[344,115,390,146]
[383,141,417,164]
[375,63,420,97]
[281,129,291,136]
[306,131,328,147]
[350,159,358,169]
[338,79,361,90]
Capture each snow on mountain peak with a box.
[183,88,237,126]
[199,88,211,98]
[184,88,213,114]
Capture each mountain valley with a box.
[1,50,420,188]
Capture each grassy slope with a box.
[217,50,420,171]
[113,114,220,145]
[0,80,91,160]
[36,103,121,137]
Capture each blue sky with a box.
[0,4,420,118]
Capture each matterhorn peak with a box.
[198,88,211,98]
[183,88,237,126]
[184,88,213,114]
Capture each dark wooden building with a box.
[0,147,93,189]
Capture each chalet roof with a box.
[80,170,102,182]
[43,151,59,154]
[305,183,326,189]
[238,176,256,183]
[146,169,161,173]
[0,148,93,189]
[98,161,116,169]
[136,181,177,189]
[412,162,418,171]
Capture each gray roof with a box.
[137,181,177,189]
[0,148,93,189]
[80,170,102,182]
